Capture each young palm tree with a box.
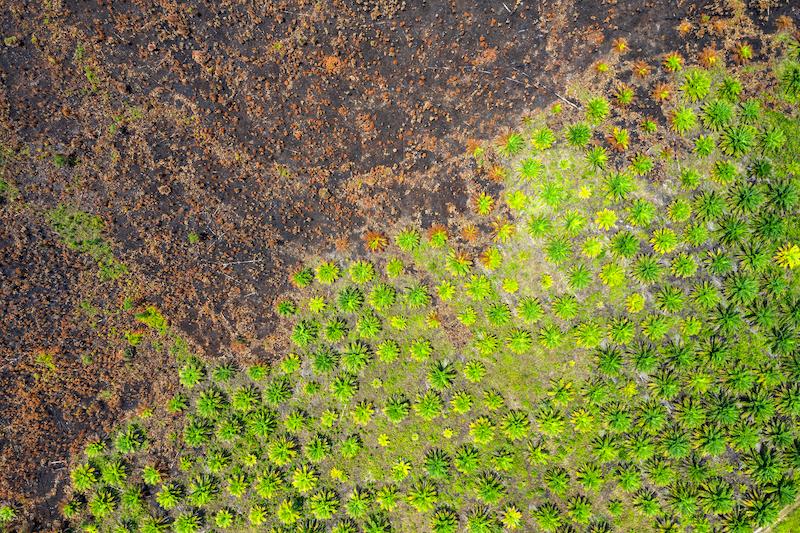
[768,475,798,506]
[638,399,668,435]
[743,487,780,527]
[424,449,451,480]
[615,462,642,493]
[696,424,727,457]
[668,480,698,517]
[699,477,735,515]
[649,366,681,401]
[543,466,571,496]
[309,489,340,520]
[595,346,624,375]
[591,434,620,463]
[567,494,593,524]
[661,425,691,459]
[746,446,784,485]
[533,502,563,532]
[430,507,459,533]
[474,471,506,504]
[646,457,676,487]
[466,505,502,533]
[575,462,604,491]
[633,488,661,516]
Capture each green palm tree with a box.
[424,449,451,480]
[699,477,734,515]
[431,506,459,533]
[309,489,340,520]
[474,471,506,504]
[743,487,780,527]
[467,505,502,533]
[746,446,784,485]
[638,399,668,434]
[564,495,592,525]
[591,434,620,463]
[595,346,624,375]
[661,426,691,459]
[407,479,438,512]
[346,487,372,519]
[668,481,698,516]
[576,462,604,491]
[646,458,676,487]
[649,367,681,400]
[543,466,570,496]
[615,463,642,493]
[533,502,563,532]
[633,488,660,516]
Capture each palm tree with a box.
[604,403,633,434]
[699,336,731,368]
[712,303,743,335]
[467,505,502,533]
[725,271,759,306]
[746,446,785,485]
[535,405,565,437]
[685,454,711,484]
[668,480,698,517]
[627,433,655,462]
[767,178,799,214]
[474,471,506,504]
[695,424,727,457]
[660,425,691,459]
[649,366,681,401]
[694,190,726,221]
[309,489,340,520]
[592,434,620,463]
[634,489,660,516]
[743,386,777,424]
[778,383,800,417]
[638,399,668,435]
[595,346,624,375]
[699,477,734,515]
[675,397,706,430]
[431,506,459,533]
[653,515,682,532]
[423,449,451,480]
[646,457,676,487]
[743,487,780,527]
[407,479,437,513]
[533,502,563,532]
[346,488,372,519]
[768,322,797,355]
[567,494,593,524]
[663,340,694,370]
[632,254,663,284]
[629,341,658,374]
[543,467,570,496]
[729,420,761,452]
[525,439,550,467]
[767,417,794,449]
[707,388,740,427]
[576,462,604,491]
[718,215,749,246]
[614,463,642,493]
[500,410,530,441]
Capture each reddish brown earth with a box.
[0,0,796,528]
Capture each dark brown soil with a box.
[1,0,796,528]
